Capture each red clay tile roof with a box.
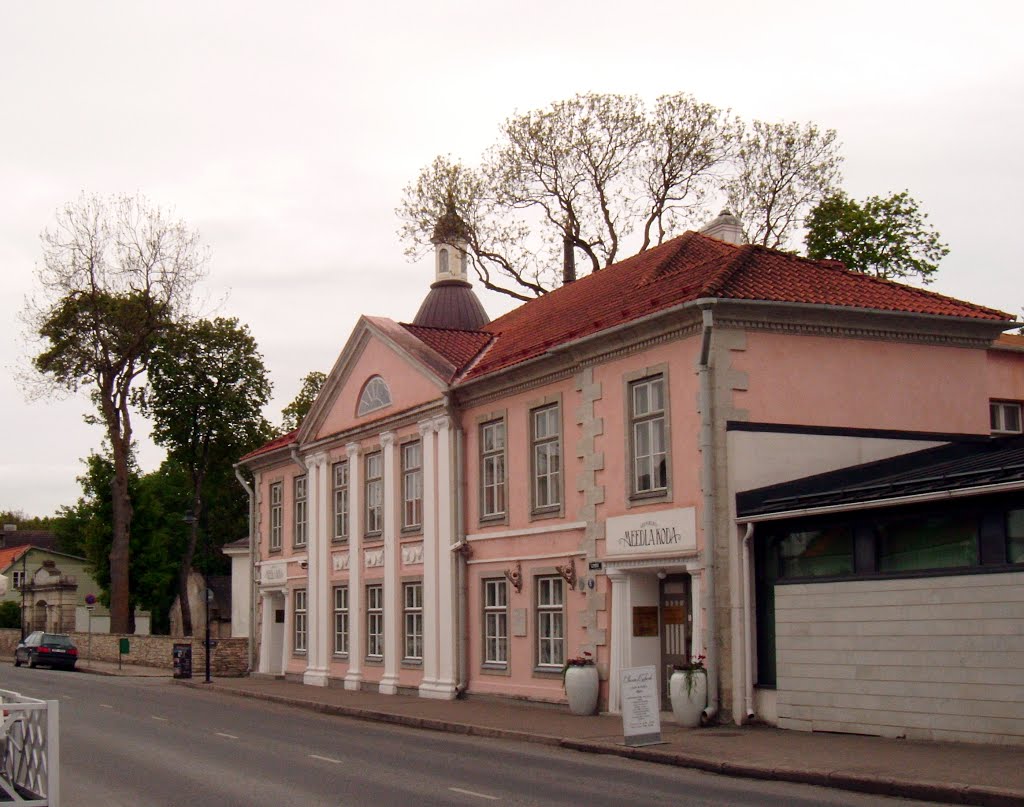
[400,325,492,371]
[995,332,1024,349]
[0,546,30,571]
[460,232,1012,380]
[239,429,298,462]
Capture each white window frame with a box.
[531,404,561,512]
[365,452,383,536]
[483,579,508,667]
[293,475,307,548]
[357,376,392,416]
[12,570,25,589]
[333,585,348,656]
[991,401,1022,434]
[480,419,506,519]
[630,375,668,496]
[269,482,283,551]
[293,588,307,654]
[403,581,423,662]
[536,576,565,668]
[402,441,423,530]
[333,461,349,542]
[366,584,384,659]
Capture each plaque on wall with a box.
[511,608,528,637]
[632,606,659,637]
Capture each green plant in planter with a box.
[562,650,594,685]
[673,653,706,695]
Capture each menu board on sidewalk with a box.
[620,665,663,747]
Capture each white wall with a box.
[774,571,1024,745]
[229,554,250,638]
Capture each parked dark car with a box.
[14,632,78,670]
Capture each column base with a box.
[419,680,458,700]
[343,672,363,691]
[378,674,399,695]
[303,668,329,687]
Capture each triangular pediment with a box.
[297,316,455,445]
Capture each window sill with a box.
[364,657,384,666]
[532,667,563,680]
[331,538,349,545]
[530,507,563,522]
[401,660,423,669]
[332,653,349,660]
[480,663,510,677]
[401,527,423,537]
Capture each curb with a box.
[182,682,1022,807]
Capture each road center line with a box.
[100,704,113,709]
[216,732,239,739]
[309,754,341,764]
[449,787,499,801]
[151,716,168,721]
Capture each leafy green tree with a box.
[281,371,327,432]
[0,512,56,530]
[0,601,21,629]
[23,193,205,633]
[804,191,949,284]
[142,317,272,635]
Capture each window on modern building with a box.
[483,578,508,667]
[403,581,423,662]
[990,401,1023,434]
[878,513,979,572]
[333,585,348,655]
[1008,509,1024,564]
[366,584,383,659]
[480,419,506,519]
[630,375,667,496]
[536,576,565,668]
[779,526,854,578]
[293,475,307,548]
[365,452,383,536]
[269,482,283,551]
[402,441,423,530]
[293,589,307,654]
[357,376,392,417]
[333,461,349,542]
[531,404,561,512]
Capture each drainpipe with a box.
[742,522,756,721]
[698,306,719,724]
[234,465,256,674]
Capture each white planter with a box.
[564,665,599,715]
[669,669,707,727]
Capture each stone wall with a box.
[0,628,249,677]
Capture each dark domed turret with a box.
[412,205,490,330]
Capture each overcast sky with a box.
[2,1,1022,518]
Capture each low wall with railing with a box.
[0,629,248,677]
[0,687,59,805]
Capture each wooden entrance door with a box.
[660,575,691,708]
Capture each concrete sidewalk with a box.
[71,659,1022,806]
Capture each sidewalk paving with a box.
[76,660,1023,806]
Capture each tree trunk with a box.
[178,492,202,636]
[107,434,133,634]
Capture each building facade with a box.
[237,216,1023,743]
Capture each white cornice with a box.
[466,521,587,541]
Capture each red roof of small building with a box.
[239,428,299,463]
[461,232,1011,380]
[0,546,30,571]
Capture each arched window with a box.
[357,376,392,416]
[438,247,449,275]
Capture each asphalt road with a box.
[0,665,952,807]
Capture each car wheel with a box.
[28,654,37,669]
[13,655,20,667]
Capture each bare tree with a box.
[722,120,843,248]
[23,193,206,633]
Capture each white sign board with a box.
[620,665,663,746]
[605,507,697,557]
[260,560,287,587]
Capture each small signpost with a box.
[118,637,129,671]
[620,665,663,747]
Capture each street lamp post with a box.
[184,509,212,684]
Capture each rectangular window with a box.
[991,401,1022,434]
[293,589,307,654]
[333,461,349,542]
[1008,509,1024,564]
[780,527,854,578]
[402,442,423,530]
[531,404,561,512]
[403,582,423,661]
[365,452,383,536]
[333,585,348,655]
[293,475,307,548]
[12,570,24,589]
[878,513,979,572]
[536,576,564,668]
[269,482,283,551]
[483,579,508,666]
[366,584,383,659]
[630,375,667,495]
[480,419,506,518]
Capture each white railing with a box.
[0,689,59,806]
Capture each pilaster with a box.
[433,415,458,698]
[418,419,440,696]
[379,432,400,694]
[344,442,363,691]
[303,452,330,687]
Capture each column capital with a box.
[346,442,361,459]
[418,419,437,437]
[432,415,451,433]
[380,431,396,449]
[306,451,329,471]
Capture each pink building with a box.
[237,213,1024,744]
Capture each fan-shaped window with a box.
[357,376,392,416]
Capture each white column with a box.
[379,432,400,694]
[344,442,363,691]
[259,591,275,675]
[607,570,630,714]
[691,572,704,661]
[303,452,330,686]
[418,420,439,696]
[434,415,457,698]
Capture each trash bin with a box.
[172,643,192,679]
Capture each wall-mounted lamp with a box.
[656,569,667,580]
